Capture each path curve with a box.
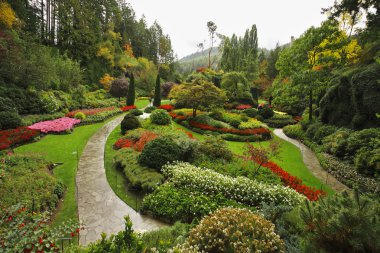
[76,114,166,245]
[273,129,349,192]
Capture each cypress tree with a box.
[153,74,161,107]
[126,73,135,106]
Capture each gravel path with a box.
[273,129,349,192]
[76,114,166,245]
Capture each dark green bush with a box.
[144,106,157,113]
[305,122,322,140]
[312,124,338,144]
[138,137,182,171]
[301,191,380,253]
[258,105,274,119]
[243,108,259,118]
[0,111,23,130]
[220,133,264,142]
[354,147,380,176]
[113,148,164,192]
[209,109,224,121]
[322,129,352,158]
[229,119,241,128]
[264,114,297,128]
[283,124,305,140]
[129,109,143,116]
[346,128,380,156]
[150,109,171,125]
[120,114,141,135]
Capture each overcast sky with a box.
[127,0,336,59]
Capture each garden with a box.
[1,0,379,252]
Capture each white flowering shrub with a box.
[162,162,305,207]
[174,207,285,253]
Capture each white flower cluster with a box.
[162,162,305,207]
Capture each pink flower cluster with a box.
[28,117,81,133]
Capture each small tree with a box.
[110,78,128,101]
[153,74,161,107]
[126,73,135,106]
[242,139,281,175]
[169,80,227,117]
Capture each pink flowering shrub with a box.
[28,117,80,133]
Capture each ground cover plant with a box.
[28,117,81,134]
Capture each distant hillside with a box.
[177,47,221,73]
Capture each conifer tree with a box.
[126,73,135,106]
[153,74,161,107]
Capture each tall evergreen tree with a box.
[153,74,161,107]
[126,73,135,106]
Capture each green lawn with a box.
[173,122,334,195]
[135,99,150,109]
[15,121,108,226]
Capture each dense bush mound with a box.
[175,208,285,253]
[0,154,64,211]
[320,63,380,129]
[0,111,23,130]
[113,148,164,192]
[138,137,182,171]
[144,106,157,113]
[150,109,171,125]
[120,114,141,134]
[264,113,297,128]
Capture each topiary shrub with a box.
[0,111,23,130]
[196,136,233,161]
[129,109,143,116]
[144,106,157,113]
[120,114,141,135]
[175,208,285,253]
[138,137,182,171]
[150,109,171,125]
[258,105,274,119]
[74,112,86,120]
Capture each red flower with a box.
[159,104,174,111]
[39,237,43,244]
[70,232,75,237]
[120,105,137,112]
[235,104,252,110]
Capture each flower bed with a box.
[158,104,174,111]
[0,127,40,150]
[120,105,137,112]
[28,117,80,133]
[188,121,271,136]
[236,104,252,110]
[114,130,158,152]
[162,162,305,207]
[66,107,117,117]
[257,160,326,201]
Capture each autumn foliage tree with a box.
[169,79,227,117]
[110,78,128,101]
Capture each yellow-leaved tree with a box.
[0,2,17,28]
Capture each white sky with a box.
[127,0,336,59]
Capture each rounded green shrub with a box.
[196,136,233,161]
[121,114,141,135]
[0,111,23,130]
[138,137,182,170]
[176,208,284,253]
[150,109,171,125]
[144,106,157,113]
[312,124,338,144]
[129,109,143,116]
[74,112,86,120]
[258,105,274,119]
[322,129,351,157]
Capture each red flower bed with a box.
[236,104,252,110]
[120,105,137,112]
[254,159,326,201]
[188,121,271,136]
[159,104,174,111]
[66,107,116,117]
[114,131,158,151]
[169,112,188,121]
[0,127,40,150]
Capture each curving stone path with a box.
[76,114,167,245]
[273,129,349,192]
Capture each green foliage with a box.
[144,106,157,113]
[176,208,285,253]
[196,136,233,161]
[264,113,297,128]
[129,109,143,116]
[283,124,306,140]
[258,104,274,119]
[301,191,380,253]
[153,74,161,107]
[243,107,259,118]
[126,73,136,106]
[113,148,164,192]
[322,128,352,157]
[221,71,254,104]
[138,137,182,171]
[121,114,141,135]
[110,78,129,100]
[150,109,171,125]
[141,184,245,223]
[21,112,65,126]
[0,154,64,211]
[74,112,86,120]
[0,111,23,130]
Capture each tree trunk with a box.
[193,108,197,117]
[309,89,313,122]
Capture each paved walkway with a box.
[273,129,349,192]
[76,114,166,245]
